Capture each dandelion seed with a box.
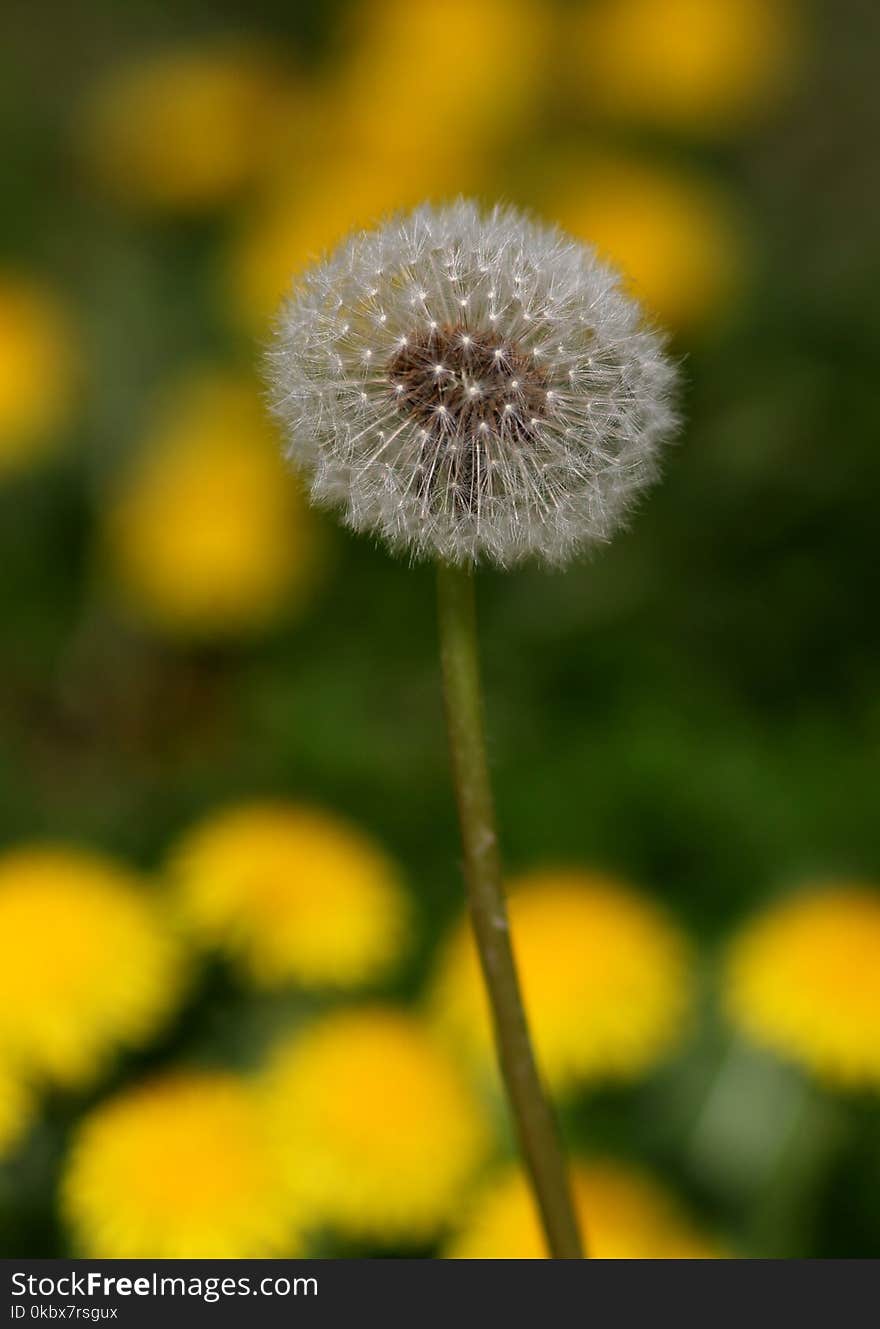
[266,199,678,567]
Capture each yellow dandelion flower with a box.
[0,1064,32,1158]
[724,884,880,1088]
[228,1,546,331]
[167,802,409,989]
[0,846,184,1088]
[0,273,79,474]
[568,0,800,134]
[447,1159,727,1258]
[228,146,477,333]
[332,0,547,170]
[262,1007,491,1241]
[544,153,745,330]
[77,42,294,213]
[62,1071,296,1257]
[430,868,691,1093]
[102,370,317,639]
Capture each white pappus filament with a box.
[266,199,679,567]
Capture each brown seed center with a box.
[386,323,549,442]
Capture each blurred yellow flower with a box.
[545,154,745,330]
[62,1071,296,1257]
[229,150,474,333]
[0,1065,32,1158]
[447,1159,727,1258]
[568,0,800,134]
[430,868,692,1093]
[0,847,183,1088]
[263,1007,491,1241]
[0,273,78,474]
[77,42,295,213]
[332,0,547,169]
[102,370,316,639]
[724,884,880,1088]
[229,0,546,331]
[167,802,409,989]
[230,0,549,331]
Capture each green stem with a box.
[436,560,584,1259]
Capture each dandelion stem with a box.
[436,560,584,1259]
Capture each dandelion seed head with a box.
[266,200,679,567]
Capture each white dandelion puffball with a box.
[267,200,678,567]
